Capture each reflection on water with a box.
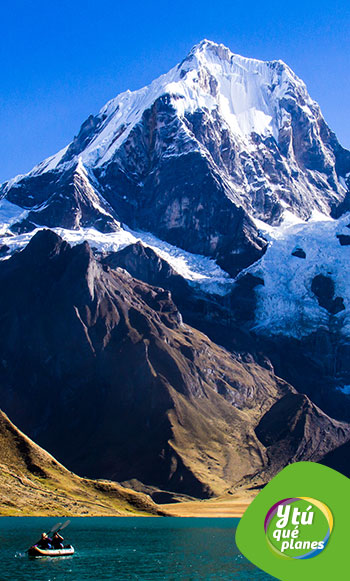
[0,517,275,580]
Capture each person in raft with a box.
[52,532,64,549]
[38,533,52,549]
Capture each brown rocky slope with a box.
[0,230,348,500]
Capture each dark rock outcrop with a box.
[228,274,264,325]
[336,234,350,246]
[0,244,9,257]
[311,274,345,315]
[291,247,306,258]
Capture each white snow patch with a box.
[0,225,234,295]
[73,158,116,219]
[29,145,70,176]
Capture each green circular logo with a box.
[264,497,333,559]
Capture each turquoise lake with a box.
[0,517,275,580]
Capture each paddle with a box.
[49,520,71,550]
[46,522,63,537]
[55,520,71,535]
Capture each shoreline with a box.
[0,494,255,519]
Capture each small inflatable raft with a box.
[28,545,74,557]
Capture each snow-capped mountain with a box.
[1,40,350,344]
[1,40,349,277]
[1,40,350,494]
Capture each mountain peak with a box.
[184,38,234,61]
[1,39,349,270]
[182,38,291,76]
[0,40,309,179]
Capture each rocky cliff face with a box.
[8,160,120,234]
[102,241,191,300]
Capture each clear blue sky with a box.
[1,0,349,183]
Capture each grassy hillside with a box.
[0,410,164,516]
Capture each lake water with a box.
[0,517,275,580]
